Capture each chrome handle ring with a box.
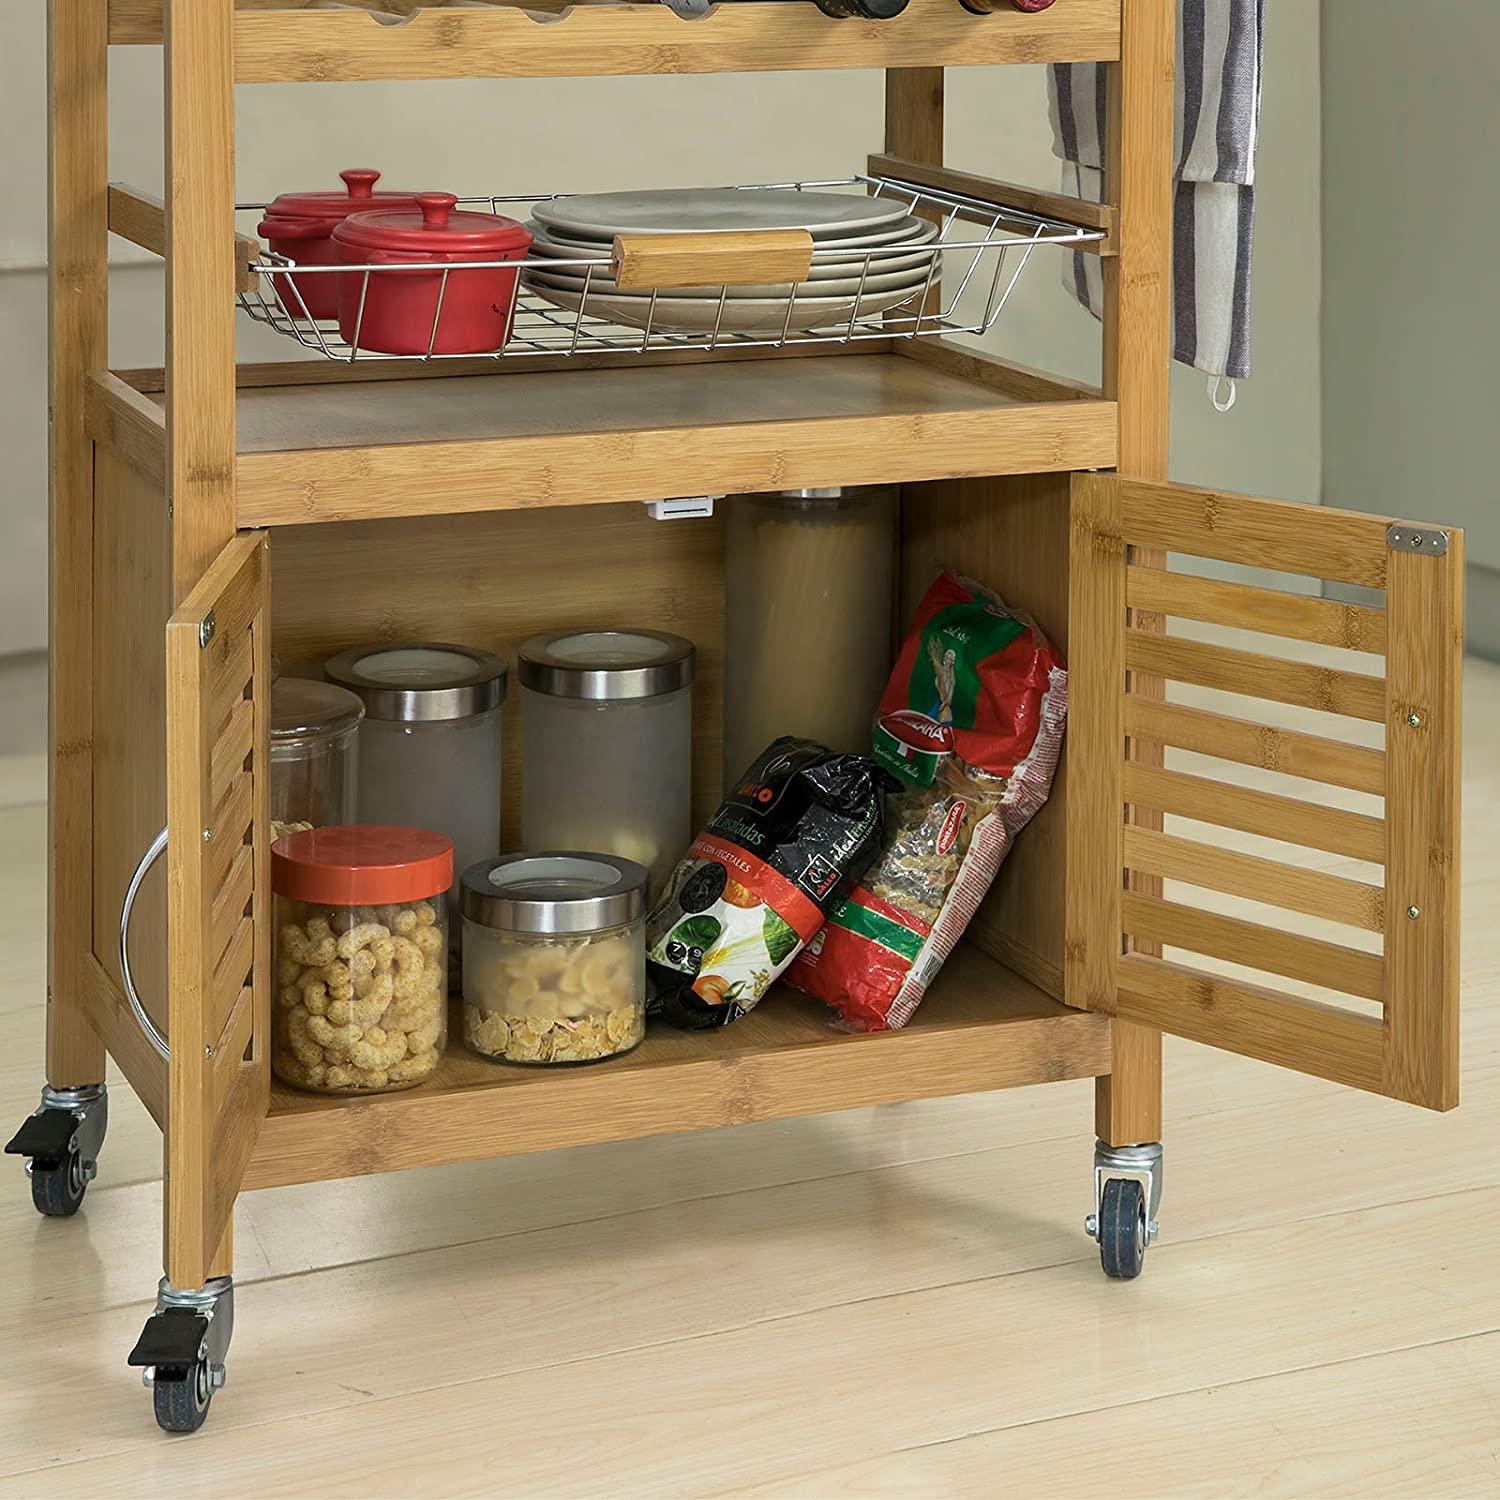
[119,826,170,1062]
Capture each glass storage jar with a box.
[325,642,507,979]
[461,852,647,1066]
[269,677,364,833]
[519,630,694,898]
[722,485,897,784]
[272,825,453,1095]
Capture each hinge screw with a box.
[1406,713,1423,728]
[203,1045,213,1060]
[199,611,217,649]
[202,827,213,843]
[1407,905,1421,921]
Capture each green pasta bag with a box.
[787,573,1068,1030]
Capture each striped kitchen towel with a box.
[1048,0,1264,392]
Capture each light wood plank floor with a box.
[0,646,1497,1499]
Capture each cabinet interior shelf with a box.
[246,940,1111,1192]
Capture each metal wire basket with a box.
[236,172,1106,363]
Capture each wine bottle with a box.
[959,0,1057,12]
[658,0,911,14]
[814,0,911,15]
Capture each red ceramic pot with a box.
[257,169,426,321]
[331,194,533,356]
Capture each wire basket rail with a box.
[236,172,1106,363]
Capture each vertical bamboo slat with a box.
[1066,473,1125,1018]
[1383,536,1464,1109]
[45,0,110,1089]
[1091,0,1174,1147]
[166,0,238,602]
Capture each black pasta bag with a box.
[646,737,891,1029]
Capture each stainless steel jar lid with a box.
[766,484,895,509]
[325,642,508,723]
[461,852,648,935]
[270,677,365,748]
[517,630,695,702]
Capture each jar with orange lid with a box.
[272,825,453,1095]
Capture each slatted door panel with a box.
[165,533,272,1287]
[1068,475,1462,1110]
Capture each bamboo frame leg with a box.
[885,67,943,318]
[46,989,104,1090]
[210,1219,233,1284]
[1094,0,1174,1147]
[885,67,944,162]
[1095,1021,1163,1146]
[159,1220,235,1294]
[162,0,242,1290]
[45,0,109,1091]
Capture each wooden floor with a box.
[1,642,1498,1498]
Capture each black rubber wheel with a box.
[30,1155,87,1218]
[153,1362,213,1433]
[1099,1177,1147,1280]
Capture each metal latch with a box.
[643,496,719,521]
[1386,524,1448,556]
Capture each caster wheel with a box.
[7,1085,107,1216]
[30,1154,88,1217]
[131,1277,233,1433]
[153,1362,213,1433]
[1099,1177,1147,1280]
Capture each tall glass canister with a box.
[722,485,897,786]
[269,677,364,834]
[518,630,694,897]
[324,642,507,982]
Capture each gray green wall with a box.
[1322,0,1500,652]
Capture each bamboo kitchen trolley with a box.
[13,0,1463,1434]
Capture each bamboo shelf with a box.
[91,347,1117,525]
[21,0,1467,1437]
[247,940,1110,1190]
[106,0,1123,78]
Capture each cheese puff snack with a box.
[273,897,447,1094]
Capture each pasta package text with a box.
[787,573,1067,1031]
[647,738,890,1029]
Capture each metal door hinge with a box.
[1386,524,1448,556]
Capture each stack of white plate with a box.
[522,188,941,336]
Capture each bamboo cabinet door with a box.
[165,532,272,1288]
[1067,475,1462,1110]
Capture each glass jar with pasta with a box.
[271,825,453,1095]
[460,853,647,1066]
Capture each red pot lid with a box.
[332,193,532,256]
[272,824,454,907]
[259,169,424,230]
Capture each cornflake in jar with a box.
[271,826,454,1095]
[461,853,648,1067]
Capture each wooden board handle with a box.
[611,229,815,292]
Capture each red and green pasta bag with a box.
[786,572,1067,1031]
